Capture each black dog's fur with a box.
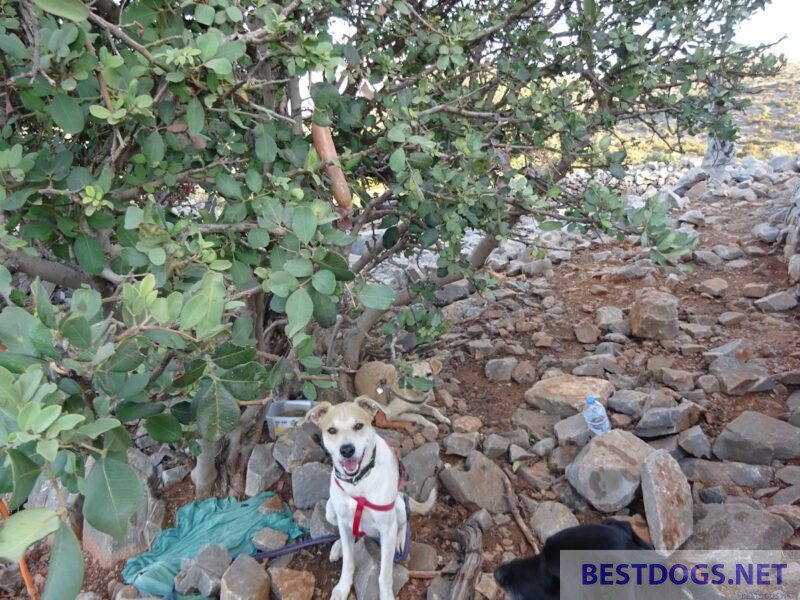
[494,519,652,600]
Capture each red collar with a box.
[333,447,406,540]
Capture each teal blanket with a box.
[122,493,307,598]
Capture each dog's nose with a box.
[340,443,355,458]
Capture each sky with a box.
[736,0,800,59]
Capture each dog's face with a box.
[409,358,443,380]
[303,397,382,477]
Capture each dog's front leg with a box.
[378,524,398,600]
[417,403,451,425]
[330,520,356,600]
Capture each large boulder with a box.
[713,411,800,465]
[683,503,794,550]
[630,291,679,340]
[680,459,773,488]
[634,402,700,438]
[565,430,654,513]
[707,357,773,395]
[640,451,692,552]
[524,375,614,417]
[439,451,507,514]
[291,462,331,509]
[220,554,269,600]
[530,501,579,542]
[402,442,440,501]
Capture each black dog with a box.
[494,519,652,600]
[494,519,736,600]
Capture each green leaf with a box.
[172,359,206,387]
[206,57,232,75]
[194,4,215,25]
[387,124,409,143]
[212,343,256,369]
[77,417,122,439]
[186,98,205,134]
[357,283,396,310]
[179,271,225,338]
[116,400,164,422]
[247,228,270,248]
[36,438,58,462]
[89,105,111,119]
[292,207,317,244]
[5,449,42,510]
[0,265,11,296]
[389,148,406,173]
[33,0,88,21]
[0,508,59,562]
[319,252,354,281]
[50,93,84,134]
[83,457,144,539]
[255,128,278,164]
[539,221,562,232]
[311,270,336,295]
[303,380,317,401]
[60,314,92,349]
[144,413,182,443]
[284,258,313,278]
[265,271,298,297]
[148,247,166,266]
[194,378,240,442]
[312,291,337,327]
[73,234,104,275]
[31,278,57,329]
[42,521,84,600]
[218,362,265,401]
[142,131,165,164]
[215,172,242,199]
[31,405,62,434]
[285,287,313,338]
[245,169,263,193]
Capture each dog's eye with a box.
[327,427,337,435]
[353,423,364,431]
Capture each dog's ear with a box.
[354,395,385,419]
[429,357,443,375]
[302,401,332,425]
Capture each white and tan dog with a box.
[303,396,437,600]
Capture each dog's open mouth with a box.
[340,457,362,475]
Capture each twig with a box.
[407,570,442,579]
[501,472,540,554]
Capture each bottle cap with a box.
[586,396,596,404]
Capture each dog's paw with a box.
[439,415,451,425]
[330,582,351,600]
[329,539,342,562]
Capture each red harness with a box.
[334,447,407,540]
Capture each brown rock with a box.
[267,568,314,600]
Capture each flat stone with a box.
[444,432,480,457]
[712,244,743,260]
[777,466,800,486]
[575,319,601,344]
[253,527,288,551]
[524,375,614,417]
[702,339,752,361]
[483,434,510,459]
[752,222,780,243]
[310,500,337,538]
[246,443,283,497]
[426,577,452,600]
[273,427,325,473]
[648,435,685,461]
[698,487,726,504]
[681,458,773,488]
[771,485,800,506]
[755,290,798,312]
[353,538,408,599]
[677,425,712,459]
[696,374,720,393]
[683,503,794,550]
[768,506,800,529]
[660,368,695,392]
[595,306,628,335]
[698,278,728,297]
[175,544,231,597]
[268,567,315,600]
[435,279,471,306]
[291,462,331,509]
[634,402,700,438]
[718,311,746,326]
[630,290,679,340]
[708,357,773,395]
[641,450,693,551]
[742,282,770,298]
[439,451,507,514]
[530,501,579,542]
[467,339,495,359]
[554,413,591,448]
[713,411,800,465]
[679,210,706,226]
[485,357,518,381]
[511,360,538,384]
[518,461,553,492]
[220,554,269,600]
[508,444,536,463]
[607,390,648,417]
[510,408,560,440]
[453,415,483,433]
[401,442,440,500]
[405,542,438,571]
[532,437,557,457]
[565,430,654,513]
[693,250,723,267]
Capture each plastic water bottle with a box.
[583,396,611,436]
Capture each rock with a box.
[683,503,794,550]
[273,427,325,473]
[83,448,165,568]
[444,432,480,457]
[485,357,518,381]
[754,290,798,312]
[660,368,695,392]
[595,306,629,335]
[259,495,285,516]
[0,563,22,597]
[634,402,700,438]
[742,282,770,298]
[291,462,331,509]
[268,567,315,600]
[640,451,693,552]
[679,210,706,226]
[770,155,799,172]
[713,411,800,465]
[511,360,538,384]
[246,443,283,497]
[532,437,557,457]
[752,222,780,243]
[574,320,601,344]
[475,572,501,600]
[439,451,507,514]
[403,442,441,501]
[693,250,723,267]
[789,255,800,283]
[708,357,773,395]
[405,542,438,571]
[510,408,560,439]
[553,414,591,448]
[771,485,800,506]
[353,538,408,599]
[467,339,495,360]
[175,544,232,597]
[530,501,579,542]
[712,244,743,260]
[697,278,728,297]
[702,338,752,361]
[483,434,510,459]
[648,435,684,461]
[698,487,726,504]
[518,461,553,492]
[777,466,800,486]
[161,465,190,488]
[426,577,452,600]
[453,415,483,433]
[607,390,648,417]
[508,444,535,463]
[565,430,654,513]
[677,425,712,459]
[718,311,746,326]
[768,505,800,529]
[220,554,269,600]
[630,291,679,340]
[253,527,288,551]
[309,500,337,539]
[681,458,773,488]
[435,279,472,306]
[524,375,614,417]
